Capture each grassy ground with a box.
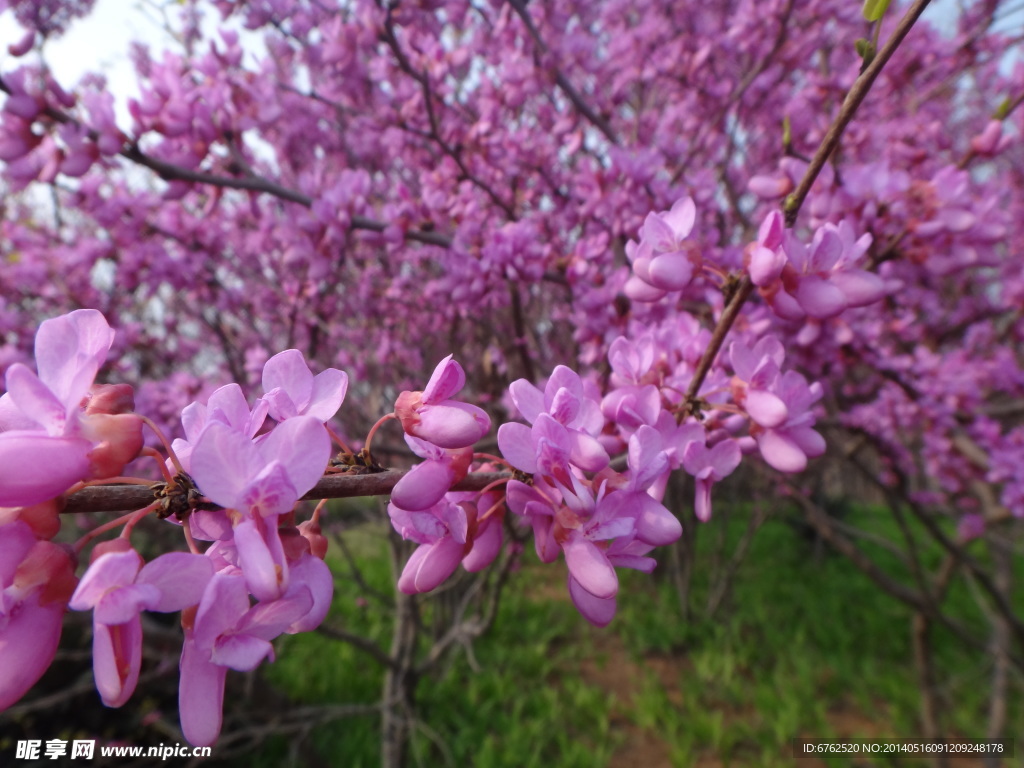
[253,503,1022,767]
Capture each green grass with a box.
[615,504,1019,766]
[249,502,1021,767]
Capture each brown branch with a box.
[783,0,934,226]
[317,623,398,670]
[684,0,933,403]
[684,277,754,401]
[0,75,452,249]
[506,0,618,146]
[60,470,511,514]
[380,11,517,219]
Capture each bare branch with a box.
[61,470,511,514]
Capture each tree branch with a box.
[0,75,453,249]
[61,470,511,514]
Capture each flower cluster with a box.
[387,356,499,593]
[0,317,344,746]
[498,367,681,625]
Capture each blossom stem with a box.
[477,493,508,523]
[138,415,185,474]
[141,446,175,482]
[326,424,354,456]
[181,517,202,555]
[120,503,159,539]
[472,452,511,468]
[363,412,397,456]
[72,502,159,553]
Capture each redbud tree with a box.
[1,0,1022,763]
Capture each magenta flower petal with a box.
[807,227,843,272]
[0,595,63,710]
[422,355,465,403]
[758,210,784,250]
[749,245,785,286]
[830,269,886,308]
[306,368,348,422]
[211,633,274,671]
[258,415,330,497]
[497,422,538,473]
[242,588,314,642]
[189,424,260,508]
[708,440,742,477]
[262,349,313,417]
[664,196,697,238]
[796,276,847,319]
[33,309,114,408]
[634,495,682,545]
[769,288,806,320]
[508,379,544,423]
[138,553,214,612]
[624,275,667,302]
[413,537,465,593]
[179,636,227,748]
[745,389,788,428]
[286,556,334,634]
[412,401,490,448]
[462,518,502,573]
[70,550,143,610]
[757,430,808,473]
[233,517,288,602]
[0,431,92,506]
[397,545,431,594]
[568,431,610,472]
[647,252,693,291]
[563,537,618,599]
[94,584,160,625]
[4,364,67,431]
[567,575,616,628]
[0,522,35,583]
[391,460,455,511]
[641,211,675,251]
[92,616,142,707]
[628,425,668,488]
[694,478,713,522]
[193,575,250,652]
[788,426,826,458]
[205,384,261,436]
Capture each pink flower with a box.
[69,548,212,707]
[682,439,742,522]
[261,349,348,423]
[395,355,490,449]
[188,416,330,601]
[753,371,826,473]
[179,573,314,746]
[0,310,142,507]
[0,521,77,711]
[625,197,700,298]
[389,497,470,594]
[390,435,473,511]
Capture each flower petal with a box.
[563,537,618,599]
[567,574,617,628]
[179,637,227,748]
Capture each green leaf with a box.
[854,38,875,62]
[862,0,892,21]
[994,96,1012,120]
